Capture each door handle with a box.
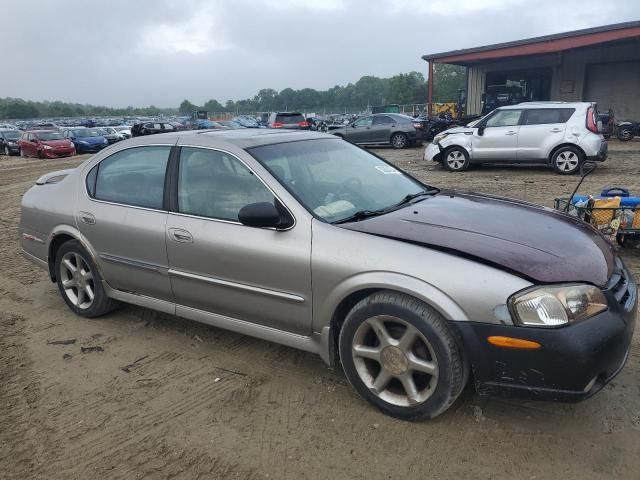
[169,228,193,243]
[78,212,95,225]
[505,131,517,135]
[550,128,563,133]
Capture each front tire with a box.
[443,146,470,172]
[339,291,467,420]
[390,132,408,149]
[54,240,119,318]
[551,146,583,175]
[3,145,9,156]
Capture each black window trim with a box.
[83,144,174,213]
[520,107,576,126]
[170,144,296,231]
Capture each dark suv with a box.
[330,113,426,149]
[131,122,176,137]
[266,112,310,130]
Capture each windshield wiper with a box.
[390,188,440,209]
[332,209,386,224]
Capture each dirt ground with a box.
[1,141,639,480]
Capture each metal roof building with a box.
[422,21,640,119]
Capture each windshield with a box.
[2,131,20,140]
[249,138,429,223]
[75,128,101,137]
[37,132,64,141]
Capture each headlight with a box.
[510,284,607,327]
[43,145,53,150]
[103,138,108,144]
[433,133,447,145]
[8,141,16,145]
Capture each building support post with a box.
[427,61,434,116]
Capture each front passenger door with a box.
[472,109,522,161]
[165,147,312,335]
[345,116,373,143]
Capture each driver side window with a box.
[178,147,274,222]
[353,116,373,127]
[485,110,523,127]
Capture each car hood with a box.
[339,191,615,286]
[41,139,73,147]
[76,136,105,143]
[442,126,473,135]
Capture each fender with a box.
[48,224,105,281]
[438,135,473,159]
[319,270,469,328]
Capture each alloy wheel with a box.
[446,150,466,170]
[59,251,96,310]
[351,315,439,407]
[556,150,579,172]
[392,134,406,148]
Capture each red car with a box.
[18,130,76,159]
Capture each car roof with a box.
[128,128,337,149]
[26,129,57,133]
[500,102,590,110]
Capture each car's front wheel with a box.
[443,146,470,171]
[551,146,583,175]
[54,240,119,318]
[339,291,467,420]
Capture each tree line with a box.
[0,66,465,119]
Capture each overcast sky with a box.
[2,0,638,107]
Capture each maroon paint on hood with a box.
[339,191,615,286]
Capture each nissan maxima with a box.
[20,130,636,420]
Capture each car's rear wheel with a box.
[443,146,470,172]
[390,132,408,149]
[617,127,633,142]
[55,240,119,318]
[339,291,467,420]
[551,146,582,175]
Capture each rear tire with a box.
[54,240,119,318]
[443,146,470,172]
[617,127,633,142]
[339,291,467,420]
[390,132,408,149]
[551,146,583,175]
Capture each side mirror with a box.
[351,124,357,128]
[238,202,291,229]
[477,126,485,136]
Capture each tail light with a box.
[298,121,309,128]
[412,122,424,129]
[272,122,284,128]
[586,106,599,133]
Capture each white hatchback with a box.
[424,102,607,174]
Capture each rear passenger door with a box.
[517,108,575,160]
[371,115,395,143]
[76,145,174,302]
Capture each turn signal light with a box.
[487,336,541,350]
[272,122,284,128]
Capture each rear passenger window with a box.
[373,116,394,125]
[92,146,170,209]
[178,147,274,222]
[524,108,575,125]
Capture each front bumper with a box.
[75,143,106,153]
[3,143,20,154]
[424,142,442,162]
[453,262,636,402]
[42,148,75,158]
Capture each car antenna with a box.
[564,161,598,213]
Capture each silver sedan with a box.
[20,130,635,419]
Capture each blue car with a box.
[62,127,108,154]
